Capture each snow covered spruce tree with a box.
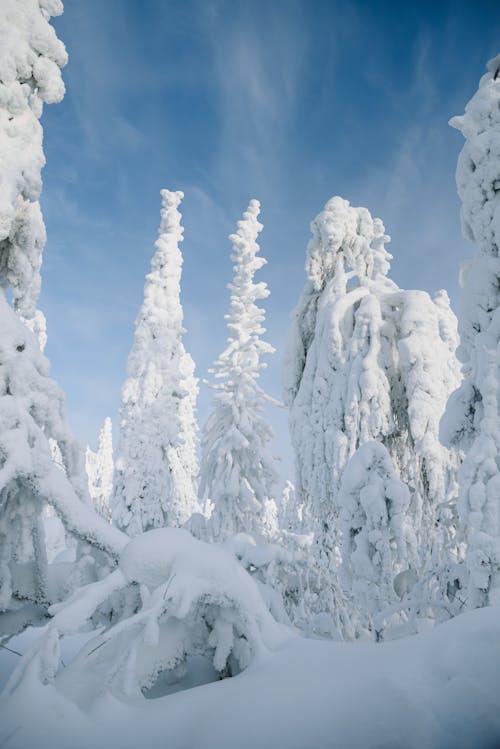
[86,417,114,520]
[0,0,67,349]
[440,55,500,608]
[0,0,122,615]
[200,200,279,541]
[113,190,200,536]
[283,196,461,631]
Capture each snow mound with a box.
[1,606,499,749]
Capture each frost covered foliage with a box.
[441,56,500,608]
[0,291,126,613]
[4,528,289,706]
[0,0,66,330]
[86,418,113,521]
[200,200,279,541]
[113,190,200,536]
[284,197,461,629]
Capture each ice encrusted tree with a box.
[200,200,279,541]
[283,197,461,627]
[86,417,113,520]
[113,190,200,536]
[0,0,67,348]
[440,55,500,608]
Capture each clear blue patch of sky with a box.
[40,0,500,485]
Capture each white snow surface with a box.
[1,605,499,749]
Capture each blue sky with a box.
[40,0,499,483]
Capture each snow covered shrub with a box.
[200,200,279,541]
[4,528,290,706]
[86,417,113,520]
[0,292,127,614]
[113,190,200,535]
[283,196,461,631]
[441,55,500,608]
[0,0,66,340]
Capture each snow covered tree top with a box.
[0,0,67,319]
[449,54,500,258]
[305,196,393,292]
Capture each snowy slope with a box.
[1,606,499,749]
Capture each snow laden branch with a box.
[200,200,279,541]
[4,528,290,706]
[113,189,200,535]
[441,54,500,607]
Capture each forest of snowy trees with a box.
[0,2,499,748]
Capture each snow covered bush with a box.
[0,0,66,339]
[113,190,200,535]
[200,200,279,541]
[3,528,290,706]
[283,196,461,631]
[0,292,126,615]
[86,417,113,520]
[441,55,500,608]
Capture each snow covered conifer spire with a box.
[113,189,200,535]
[284,196,461,630]
[0,0,67,339]
[441,55,500,607]
[200,200,279,541]
[86,417,114,520]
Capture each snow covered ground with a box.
[1,605,499,749]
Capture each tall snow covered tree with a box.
[0,292,126,613]
[440,55,500,608]
[0,1,121,614]
[200,200,279,541]
[86,417,113,520]
[283,196,461,624]
[113,189,200,536]
[0,0,67,349]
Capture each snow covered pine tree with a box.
[0,0,125,617]
[200,200,279,542]
[86,417,114,520]
[283,196,461,634]
[441,54,500,608]
[113,190,200,535]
